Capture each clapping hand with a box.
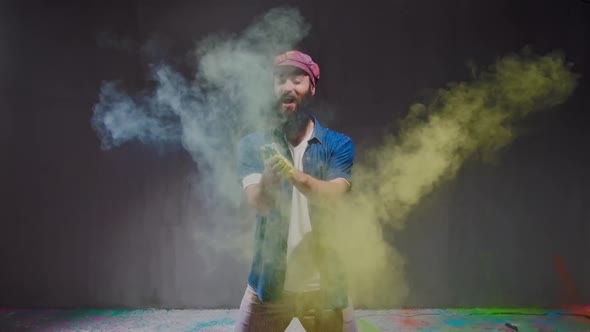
[261,143,295,181]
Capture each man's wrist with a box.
[291,170,310,190]
[260,176,273,193]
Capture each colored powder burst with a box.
[553,255,579,305]
[318,49,578,308]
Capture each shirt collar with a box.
[309,115,326,144]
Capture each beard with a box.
[272,95,315,139]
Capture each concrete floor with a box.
[1,308,589,331]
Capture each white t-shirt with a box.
[283,125,320,292]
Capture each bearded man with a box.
[235,50,357,332]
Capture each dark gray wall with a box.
[1,0,589,308]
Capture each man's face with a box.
[273,67,316,115]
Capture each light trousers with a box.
[234,285,358,332]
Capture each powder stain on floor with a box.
[0,308,588,331]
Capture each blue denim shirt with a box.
[237,117,354,309]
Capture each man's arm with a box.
[238,135,279,216]
[269,137,354,204]
[244,164,279,215]
[290,172,349,202]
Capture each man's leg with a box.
[341,298,358,332]
[234,285,294,332]
[298,296,357,332]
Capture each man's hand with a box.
[269,154,295,179]
[261,143,295,181]
[261,156,281,189]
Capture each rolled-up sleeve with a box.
[326,138,354,186]
[238,135,263,189]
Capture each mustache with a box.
[279,93,296,102]
[273,94,315,111]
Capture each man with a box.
[235,50,357,332]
